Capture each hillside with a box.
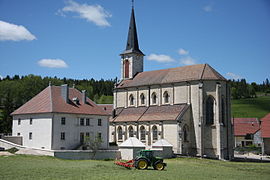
[231,95,270,119]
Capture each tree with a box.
[84,134,103,159]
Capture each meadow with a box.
[0,155,270,180]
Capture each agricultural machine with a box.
[115,150,166,170]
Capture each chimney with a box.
[61,84,69,103]
[82,90,86,104]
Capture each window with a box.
[140,93,145,105]
[61,117,66,125]
[128,126,134,137]
[206,96,214,125]
[183,125,188,142]
[86,118,90,126]
[17,133,20,136]
[29,132,32,140]
[163,91,169,104]
[86,132,90,137]
[80,132,84,144]
[129,94,134,106]
[152,125,158,141]
[117,126,123,140]
[140,126,146,141]
[221,98,225,125]
[18,118,21,125]
[30,118,33,125]
[98,133,102,140]
[124,59,129,78]
[98,119,102,126]
[152,93,157,105]
[80,118,84,126]
[61,132,65,140]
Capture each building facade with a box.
[109,7,234,160]
[12,85,109,150]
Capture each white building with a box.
[109,7,234,160]
[12,84,110,150]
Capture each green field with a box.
[232,95,270,119]
[0,155,270,180]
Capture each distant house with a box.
[11,85,110,150]
[233,118,262,147]
[261,113,270,155]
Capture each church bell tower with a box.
[120,3,144,80]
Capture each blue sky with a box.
[0,0,269,83]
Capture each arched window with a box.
[152,125,158,141]
[140,93,145,105]
[206,96,215,125]
[129,94,134,106]
[163,91,169,104]
[151,92,157,105]
[117,126,123,140]
[128,126,134,137]
[140,126,146,141]
[124,60,129,78]
[183,125,188,142]
[221,98,225,125]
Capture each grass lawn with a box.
[0,155,270,180]
[232,95,270,119]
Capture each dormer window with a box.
[151,92,157,105]
[140,93,145,105]
[163,91,169,104]
[129,94,134,106]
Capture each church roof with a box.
[121,8,144,56]
[119,137,145,147]
[116,64,226,89]
[110,104,189,123]
[11,86,109,116]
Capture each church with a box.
[109,6,234,160]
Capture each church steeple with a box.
[122,5,144,55]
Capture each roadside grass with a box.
[0,155,270,180]
[232,95,270,119]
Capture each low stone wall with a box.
[2,136,22,145]
[0,139,24,150]
[54,150,120,160]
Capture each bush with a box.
[7,147,19,154]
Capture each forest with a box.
[0,74,269,133]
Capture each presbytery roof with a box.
[116,64,226,89]
[12,86,109,116]
[233,118,260,136]
[261,113,270,138]
[110,104,189,123]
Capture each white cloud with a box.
[147,54,175,63]
[0,75,3,80]
[203,5,213,12]
[0,20,36,41]
[226,72,242,80]
[180,56,197,65]
[59,0,112,27]
[38,59,68,68]
[178,48,189,55]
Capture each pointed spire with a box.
[121,3,144,56]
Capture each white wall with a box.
[12,114,52,149]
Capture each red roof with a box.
[261,113,270,138]
[12,86,109,116]
[97,104,113,114]
[233,118,260,136]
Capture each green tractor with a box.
[134,150,166,170]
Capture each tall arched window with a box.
[124,60,129,78]
[140,93,145,105]
[206,96,215,125]
[221,98,225,125]
[151,92,157,105]
[129,94,134,106]
[183,125,188,142]
[128,126,134,137]
[117,126,123,140]
[140,126,146,141]
[163,91,169,104]
[152,125,158,141]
